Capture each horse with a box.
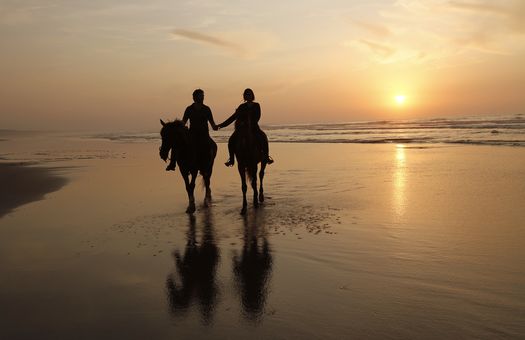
[233,122,268,215]
[159,119,217,214]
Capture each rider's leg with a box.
[166,147,177,171]
[260,130,273,164]
[225,133,236,167]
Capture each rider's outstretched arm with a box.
[218,110,238,129]
[207,107,219,131]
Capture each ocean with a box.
[92,114,525,147]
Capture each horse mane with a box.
[161,119,190,149]
[166,119,187,130]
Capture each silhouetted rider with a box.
[218,88,273,167]
[166,89,218,171]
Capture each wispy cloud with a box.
[171,28,277,59]
[171,28,246,56]
[342,0,525,68]
[351,20,392,38]
[444,0,525,56]
[448,0,525,34]
[452,30,510,55]
[358,39,396,58]
[448,1,507,15]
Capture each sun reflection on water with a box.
[393,144,406,217]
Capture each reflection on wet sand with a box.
[233,212,273,322]
[165,209,274,325]
[393,144,407,218]
[166,211,220,325]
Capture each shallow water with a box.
[0,136,524,339]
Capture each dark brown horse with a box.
[234,123,268,215]
[159,119,217,213]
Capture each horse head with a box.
[159,119,187,162]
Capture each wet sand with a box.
[0,163,68,218]
[0,136,524,339]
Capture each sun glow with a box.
[395,95,406,105]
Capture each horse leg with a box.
[185,171,196,214]
[259,162,266,203]
[238,165,247,215]
[182,172,194,214]
[203,173,212,207]
[204,141,217,208]
[251,165,259,208]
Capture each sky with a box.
[1,0,524,131]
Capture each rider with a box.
[217,88,273,167]
[166,89,218,171]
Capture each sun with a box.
[395,95,406,105]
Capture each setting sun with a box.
[395,95,406,105]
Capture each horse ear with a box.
[160,119,166,126]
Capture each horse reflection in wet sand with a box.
[159,119,217,213]
[166,212,220,324]
[233,212,273,321]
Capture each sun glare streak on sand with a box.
[393,145,407,218]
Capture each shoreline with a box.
[0,162,68,218]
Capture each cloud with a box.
[351,19,392,37]
[358,39,396,58]
[441,1,525,56]
[171,28,245,56]
[171,28,277,59]
[448,1,505,14]
[447,0,525,34]
[344,0,525,67]
[451,30,510,55]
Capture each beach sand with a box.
[0,135,524,339]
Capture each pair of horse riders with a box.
[165,88,273,171]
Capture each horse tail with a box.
[246,164,257,182]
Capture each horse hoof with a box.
[259,194,264,202]
[254,201,259,209]
[186,206,196,214]
[240,207,247,215]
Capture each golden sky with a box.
[1,0,524,130]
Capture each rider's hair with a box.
[243,88,255,101]
[193,89,204,101]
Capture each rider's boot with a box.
[225,143,235,167]
[224,158,235,167]
[166,159,176,171]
